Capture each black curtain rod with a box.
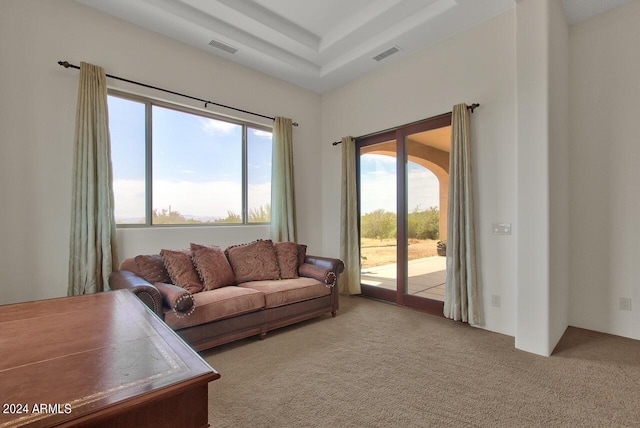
[331,103,479,146]
[58,60,298,126]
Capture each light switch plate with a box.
[492,222,511,235]
[620,297,632,311]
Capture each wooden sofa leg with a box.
[259,332,267,340]
[331,310,337,318]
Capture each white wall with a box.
[514,0,570,357]
[515,0,552,355]
[321,11,518,337]
[569,1,640,339]
[0,0,322,305]
[548,0,570,353]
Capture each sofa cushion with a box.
[160,249,204,294]
[190,243,235,290]
[239,277,330,309]
[163,286,265,330]
[274,241,299,279]
[134,254,172,284]
[225,240,280,284]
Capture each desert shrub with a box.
[407,206,440,240]
[361,207,439,240]
[360,209,397,240]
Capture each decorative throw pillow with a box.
[297,244,308,266]
[190,243,235,290]
[274,241,299,279]
[154,282,195,316]
[160,249,204,294]
[134,254,171,284]
[225,239,280,284]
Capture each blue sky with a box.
[108,96,272,221]
[360,154,440,215]
[108,95,438,222]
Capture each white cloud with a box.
[360,172,397,214]
[364,154,396,165]
[247,182,271,210]
[113,179,145,219]
[200,118,241,136]
[251,129,272,138]
[408,169,440,211]
[115,163,440,223]
[113,178,272,221]
[360,167,440,214]
[153,179,242,218]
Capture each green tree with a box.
[248,204,271,223]
[215,211,242,223]
[152,208,203,224]
[360,209,397,239]
[407,206,439,240]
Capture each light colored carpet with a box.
[201,296,640,427]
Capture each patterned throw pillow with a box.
[190,243,235,290]
[297,244,307,266]
[160,249,204,294]
[134,254,171,284]
[225,240,280,284]
[274,241,299,279]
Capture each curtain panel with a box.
[443,104,479,323]
[270,117,297,242]
[68,62,118,296]
[340,136,361,294]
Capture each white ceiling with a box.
[77,0,633,94]
[562,0,633,25]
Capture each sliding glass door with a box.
[359,132,398,302]
[358,114,451,314]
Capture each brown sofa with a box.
[108,240,344,352]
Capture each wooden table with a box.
[0,290,219,427]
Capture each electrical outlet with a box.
[491,294,501,308]
[492,223,511,235]
[619,297,632,311]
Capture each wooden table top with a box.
[0,290,219,427]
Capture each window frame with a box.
[108,89,273,227]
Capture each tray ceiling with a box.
[77,0,632,93]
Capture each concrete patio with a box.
[361,256,446,301]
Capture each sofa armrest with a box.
[303,255,345,275]
[154,282,195,317]
[108,270,164,318]
[301,255,345,287]
[302,255,343,316]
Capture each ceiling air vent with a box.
[373,46,401,62]
[208,39,238,55]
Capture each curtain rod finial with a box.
[469,103,480,113]
[58,60,70,68]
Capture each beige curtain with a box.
[68,62,118,296]
[271,117,297,242]
[443,104,478,323]
[340,136,361,294]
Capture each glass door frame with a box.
[357,113,452,316]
